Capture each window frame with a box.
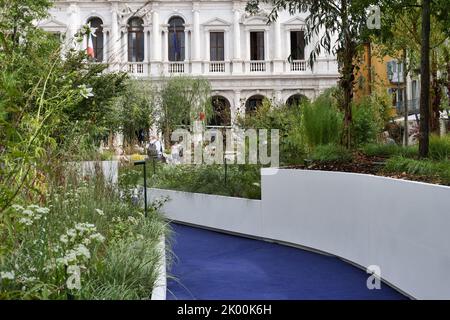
[210,31,225,62]
[127,17,145,63]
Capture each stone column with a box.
[184,30,189,61]
[109,3,121,70]
[162,29,169,62]
[143,27,151,63]
[233,90,242,123]
[273,20,283,74]
[232,8,242,74]
[67,3,80,50]
[152,10,161,61]
[102,28,109,63]
[151,9,162,75]
[191,8,202,74]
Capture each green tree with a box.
[246,0,377,148]
[111,81,155,146]
[0,1,127,212]
[157,76,212,148]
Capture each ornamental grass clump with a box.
[0,173,169,300]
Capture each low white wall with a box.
[151,235,167,301]
[149,189,262,237]
[150,169,450,300]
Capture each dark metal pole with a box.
[143,161,148,218]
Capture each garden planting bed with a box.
[153,168,450,299]
[285,152,449,186]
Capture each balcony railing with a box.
[209,62,226,73]
[127,63,145,75]
[168,62,185,74]
[249,61,267,72]
[290,60,307,72]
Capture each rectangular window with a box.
[128,32,144,62]
[250,31,265,61]
[169,31,185,62]
[210,32,224,61]
[290,31,305,60]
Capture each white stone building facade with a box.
[40,0,339,125]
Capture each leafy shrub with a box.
[238,100,306,165]
[429,135,450,161]
[139,164,261,200]
[362,143,418,158]
[310,144,353,163]
[0,173,169,300]
[301,91,342,149]
[351,96,384,147]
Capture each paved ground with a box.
[167,223,408,300]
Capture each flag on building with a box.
[87,33,95,59]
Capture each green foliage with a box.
[0,173,169,299]
[429,134,450,161]
[238,99,306,165]
[384,156,450,185]
[0,2,127,212]
[158,76,212,147]
[111,81,155,146]
[351,96,384,146]
[301,90,343,149]
[310,144,353,163]
[361,143,418,158]
[121,164,262,200]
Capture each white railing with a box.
[249,61,267,72]
[209,62,226,73]
[168,62,185,74]
[128,63,145,75]
[290,60,307,72]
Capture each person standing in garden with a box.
[147,136,163,160]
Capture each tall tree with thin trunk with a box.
[246,0,377,148]
[419,0,431,158]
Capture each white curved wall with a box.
[150,169,450,299]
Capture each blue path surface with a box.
[167,223,407,300]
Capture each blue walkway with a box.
[167,224,407,300]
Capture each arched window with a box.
[286,94,308,107]
[209,96,231,127]
[168,17,185,61]
[87,17,104,62]
[245,95,265,115]
[128,17,144,62]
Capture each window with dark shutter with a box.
[168,17,185,62]
[210,32,224,61]
[128,17,144,62]
[290,31,305,61]
[250,32,265,61]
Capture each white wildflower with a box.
[90,233,105,243]
[19,217,33,226]
[60,234,69,244]
[95,209,105,216]
[1,271,15,280]
[78,84,94,99]
[12,204,24,211]
[35,207,50,214]
[75,244,91,260]
[22,209,34,217]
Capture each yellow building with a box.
[354,43,409,115]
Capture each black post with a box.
[224,158,228,185]
[134,160,148,218]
